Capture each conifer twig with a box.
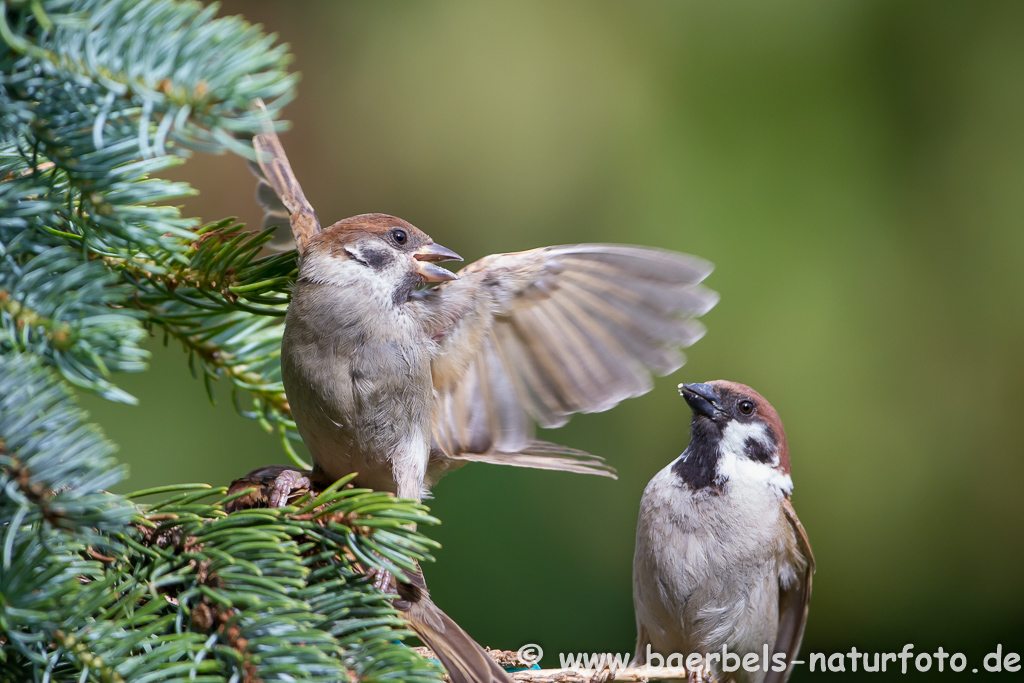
[412,648,712,683]
[1,2,446,680]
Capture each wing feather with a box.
[420,244,717,474]
[767,499,815,683]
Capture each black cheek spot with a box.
[743,436,776,464]
[361,248,392,269]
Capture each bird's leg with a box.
[269,469,312,507]
[590,658,618,683]
[368,567,419,609]
[373,568,393,594]
[225,465,313,511]
[228,466,411,607]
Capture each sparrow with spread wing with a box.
[252,142,718,501]
[239,114,717,683]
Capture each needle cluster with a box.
[1,2,443,680]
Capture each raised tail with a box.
[250,98,321,255]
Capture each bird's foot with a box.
[589,658,618,683]
[372,568,393,593]
[370,568,415,611]
[369,566,427,613]
[226,465,314,511]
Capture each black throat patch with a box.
[392,270,423,306]
[671,417,723,491]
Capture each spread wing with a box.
[250,100,320,254]
[767,499,815,683]
[416,244,717,461]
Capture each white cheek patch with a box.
[719,420,777,466]
[716,421,793,495]
[303,249,360,285]
[303,247,399,299]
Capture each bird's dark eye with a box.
[738,400,755,416]
[390,228,408,245]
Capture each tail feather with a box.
[250,98,321,255]
[446,439,617,479]
[395,569,512,683]
[403,597,513,683]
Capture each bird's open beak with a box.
[413,242,462,282]
[679,382,722,418]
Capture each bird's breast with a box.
[281,282,435,491]
[634,460,797,661]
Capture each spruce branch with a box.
[106,217,301,458]
[0,237,148,402]
[1,0,300,430]
[2,2,453,680]
[0,355,446,681]
[0,353,130,535]
[411,649,711,683]
[0,0,296,154]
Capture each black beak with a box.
[679,382,722,418]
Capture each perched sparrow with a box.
[248,117,716,683]
[280,216,718,501]
[632,381,814,683]
[251,123,718,502]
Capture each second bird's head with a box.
[676,380,792,489]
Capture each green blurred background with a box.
[80,1,1024,679]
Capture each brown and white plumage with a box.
[280,216,716,495]
[416,245,716,482]
[250,117,718,683]
[632,381,814,683]
[773,499,814,683]
[251,103,317,253]
[251,120,718,494]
